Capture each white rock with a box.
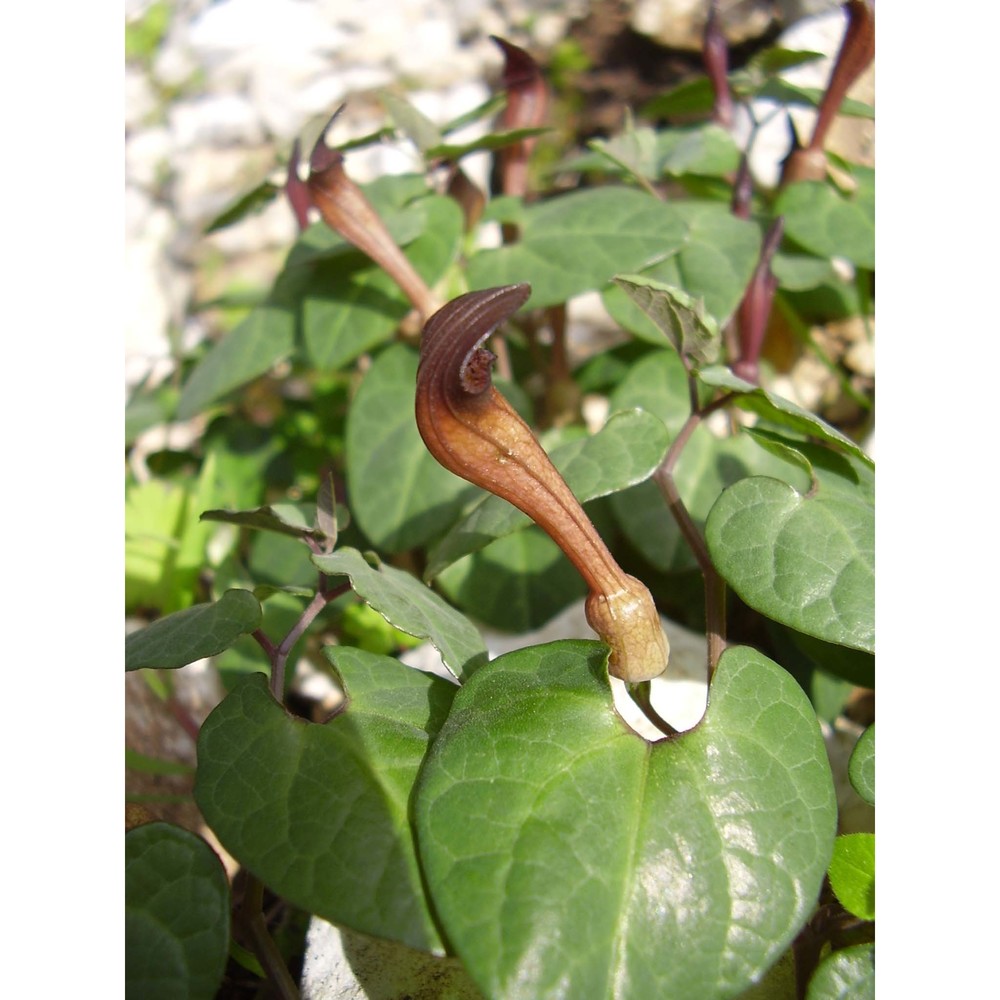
[301,920,478,999]
[125,65,157,131]
[125,192,178,369]
[169,93,265,150]
[205,194,299,257]
[632,0,775,50]
[125,125,173,192]
[170,145,270,227]
[186,0,347,61]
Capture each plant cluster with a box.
[126,4,875,998]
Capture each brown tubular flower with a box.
[734,216,784,385]
[445,165,486,233]
[491,35,548,199]
[781,0,875,185]
[416,285,669,683]
[306,114,439,321]
[703,1,733,128]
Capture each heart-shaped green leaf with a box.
[126,822,230,1000]
[706,441,873,652]
[195,650,458,952]
[125,589,262,671]
[415,641,836,1000]
[806,943,875,1000]
[346,343,475,553]
[466,187,688,309]
[426,408,671,579]
[313,547,488,680]
[848,725,874,805]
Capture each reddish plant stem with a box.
[267,582,352,700]
[652,393,734,679]
[703,0,733,128]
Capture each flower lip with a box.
[419,283,531,395]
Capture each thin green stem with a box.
[241,874,300,1000]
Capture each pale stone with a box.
[125,125,173,192]
[124,65,157,130]
[632,0,776,51]
[169,92,264,150]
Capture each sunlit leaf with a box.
[416,642,836,1000]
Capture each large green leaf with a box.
[125,589,262,671]
[312,547,488,681]
[603,202,760,337]
[774,177,874,270]
[195,652,458,952]
[346,343,473,552]
[415,642,836,1000]
[806,943,875,1000]
[466,187,688,309]
[848,725,874,805]
[303,195,462,371]
[705,442,874,651]
[125,822,230,1000]
[426,408,671,579]
[435,526,587,633]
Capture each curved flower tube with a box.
[416,284,669,682]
